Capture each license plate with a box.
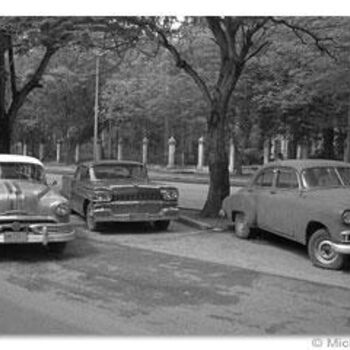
[4,231,28,243]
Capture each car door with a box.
[254,167,277,231]
[257,167,300,238]
[70,166,81,213]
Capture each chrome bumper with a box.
[93,206,179,223]
[328,241,350,254]
[0,223,75,245]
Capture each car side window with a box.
[276,169,299,189]
[80,167,90,181]
[254,169,274,188]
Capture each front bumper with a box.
[328,229,350,254]
[328,241,350,254]
[92,202,179,223]
[0,223,75,245]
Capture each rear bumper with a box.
[0,223,75,245]
[93,205,179,223]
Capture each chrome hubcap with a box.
[316,240,337,263]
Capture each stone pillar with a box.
[75,144,80,163]
[281,137,289,160]
[17,142,22,155]
[39,143,44,160]
[229,138,235,173]
[142,137,148,164]
[167,136,176,168]
[298,142,309,159]
[263,139,270,164]
[197,136,204,170]
[56,141,61,163]
[23,143,27,156]
[297,144,302,159]
[117,138,123,161]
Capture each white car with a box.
[0,154,75,253]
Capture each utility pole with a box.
[344,102,350,162]
[93,55,100,162]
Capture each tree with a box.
[127,16,335,217]
[0,16,143,154]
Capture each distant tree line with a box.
[2,16,350,216]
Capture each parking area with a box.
[71,214,350,290]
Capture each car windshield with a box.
[302,167,342,188]
[0,162,45,183]
[92,164,147,180]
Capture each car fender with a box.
[222,189,257,227]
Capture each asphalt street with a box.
[0,222,349,335]
[0,171,347,335]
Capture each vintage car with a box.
[0,154,75,253]
[61,160,179,231]
[221,159,350,270]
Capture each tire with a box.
[48,242,66,254]
[234,212,251,239]
[154,220,170,231]
[85,202,99,232]
[308,229,345,270]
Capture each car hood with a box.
[305,187,350,210]
[0,180,65,216]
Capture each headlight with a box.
[342,210,350,225]
[54,202,70,217]
[93,190,112,202]
[160,188,178,201]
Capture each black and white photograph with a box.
[0,1,349,348]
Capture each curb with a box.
[176,215,214,230]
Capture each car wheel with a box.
[154,220,170,231]
[86,202,99,232]
[234,212,251,239]
[48,242,66,254]
[308,229,345,270]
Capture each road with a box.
[0,172,347,335]
[0,217,349,335]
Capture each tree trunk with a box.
[344,104,350,162]
[201,107,230,217]
[0,31,10,153]
[323,128,334,159]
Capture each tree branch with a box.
[127,17,213,106]
[8,45,57,121]
[268,17,335,58]
[7,35,17,99]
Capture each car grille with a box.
[0,219,56,233]
[113,188,161,201]
[111,203,161,214]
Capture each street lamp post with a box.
[93,55,100,162]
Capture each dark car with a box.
[62,160,179,231]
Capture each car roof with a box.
[263,159,350,172]
[79,160,144,167]
[0,154,43,166]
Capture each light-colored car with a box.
[61,160,179,231]
[0,154,75,253]
[221,159,350,270]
